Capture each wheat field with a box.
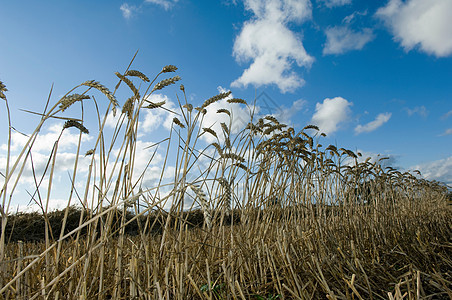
[0,59,451,299]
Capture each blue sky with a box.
[1,0,452,210]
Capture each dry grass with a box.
[0,58,451,299]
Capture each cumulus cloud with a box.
[1,105,183,212]
[404,105,428,117]
[253,91,307,123]
[319,0,352,8]
[0,124,96,213]
[140,94,179,134]
[376,0,452,57]
[323,26,375,55]
[232,0,314,93]
[412,156,452,186]
[198,87,251,144]
[120,139,174,188]
[145,0,179,10]
[275,99,307,124]
[105,94,178,133]
[120,3,139,19]
[311,97,353,135]
[105,110,121,129]
[355,112,391,134]
[0,150,91,187]
[3,123,92,153]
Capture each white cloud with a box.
[199,87,251,144]
[412,156,452,186]
[0,150,91,188]
[139,94,178,134]
[291,99,306,110]
[121,0,178,19]
[440,128,452,136]
[105,110,121,129]
[105,94,179,134]
[319,0,352,8]
[14,198,75,213]
[4,123,92,153]
[343,150,398,169]
[323,26,375,55]
[269,98,307,126]
[376,0,452,57]
[232,0,314,93]
[123,140,171,187]
[355,112,391,134]
[311,97,353,135]
[441,110,452,120]
[244,0,312,21]
[405,105,428,117]
[343,10,368,24]
[1,105,181,212]
[145,0,179,10]
[120,3,139,19]
[0,143,94,214]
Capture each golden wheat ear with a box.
[59,94,91,112]
[124,70,150,82]
[81,80,119,109]
[115,72,140,100]
[189,184,212,229]
[202,127,218,139]
[202,91,231,109]
[303,124,319,131]
[0,80,7,100]
[152,75,181,92]
[121,97,135,119]
[63,120,89,134]
[172,117,185,128]
[227,98,247,105]
[217,108,231,116]
[217,177,232,214]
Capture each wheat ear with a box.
[189,184,212,229]
[217,178,232,215]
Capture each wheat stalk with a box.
[189,184,212,230]
[2,59,451,300]
[217,177,232,214]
